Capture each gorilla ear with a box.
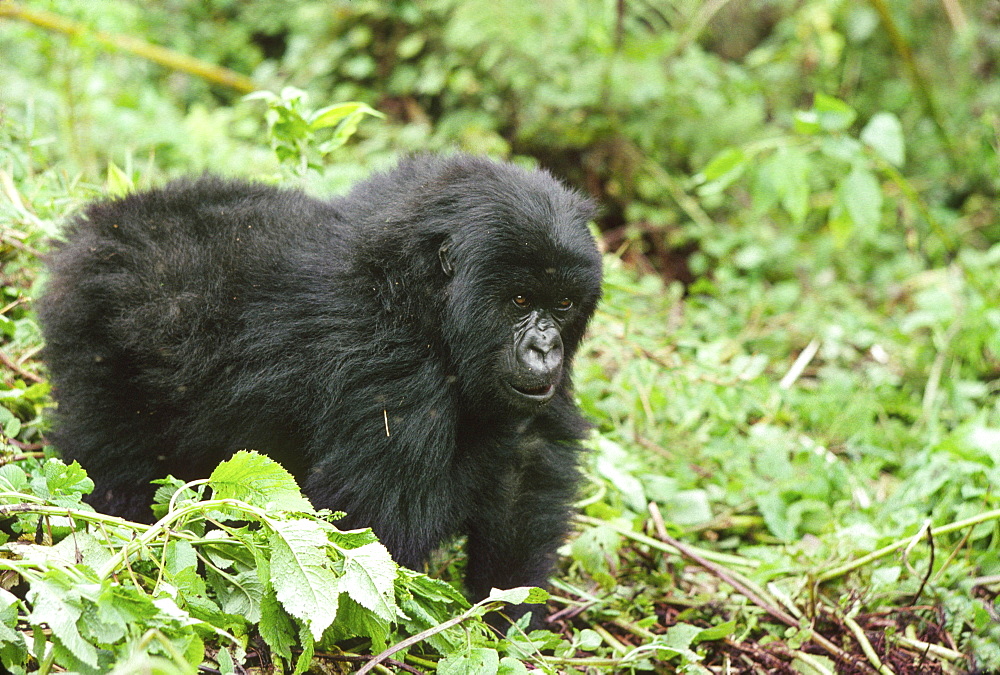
[439,241,455,277]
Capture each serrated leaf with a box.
[323,595,392,651]
[210,451,313,512]
[861,112,905,166]
[438,647,500,675]
[27,578,98,667]
[294,623,315,674]
[340,542,398,621]
[269,519,340,640]
[30,460,93,507]
[258,587,296,663]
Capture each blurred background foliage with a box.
[3,0,1000,670]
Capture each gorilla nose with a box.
[521,330,562,375]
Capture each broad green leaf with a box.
[294,623,316,675]
[694,620,737,642]
[792,654,837,674]
[339,542,398,622]
[29,459,93,507]
[268,519,341,640]
[323,595,392,651]
[0,589,27,668]
[793,110,822,135]
[838,166,883,230]
[813,93,857,132]
[498,656,530,675]
[769,146,810,225]
[569,523,621,576]
[487,586,548,606]
[756,492,795,542]
[27,578,98,668]
[577,628,603,650]
[663,622,705,651]
[861,112,905,166]
[0,463,28,494]
[438,647,500,675]
[699,147,748,183]
[666,489,713,525]
[210,451,313,513]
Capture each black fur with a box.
[39,154,602,616]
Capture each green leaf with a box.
[438,647,500,675]
[487,586,548,606]
[699,147,749,185]
[0,589,28,669]
[258,587,297,664]
[694,620,737,642]
[27,577,98,668]
[308,102,382,131]
[569,523,621,576]
[838,166,883,230]
[29,459,93,507]
[0,463,28,495]
[768,146,810,225]
[813,93,857,132]
[294,623,316,675]
[268,519,341,640]
[663,622,704,651]
[105,163,134,197]
[498,656,530,675]
[861,112,905,166]
[339,542,398,622]
[756,492,795,542]
[209,451,313,512]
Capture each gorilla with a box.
[38,154,602,619]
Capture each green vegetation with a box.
[2,0,999,672]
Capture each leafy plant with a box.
[244,87,384,175]
[0,452,543,673]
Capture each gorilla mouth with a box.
[512,383,556,401]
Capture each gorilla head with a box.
[39,153,602,626]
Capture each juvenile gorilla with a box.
[39,154,602,613]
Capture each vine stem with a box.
[817,508,1000,583]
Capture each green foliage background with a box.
[2,0,1000,672]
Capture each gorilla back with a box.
[39,154,602,611]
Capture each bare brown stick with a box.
[0,350,43,383]
[0,2,258,93]
[0,451,45,466]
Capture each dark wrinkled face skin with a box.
[502,298,569,408]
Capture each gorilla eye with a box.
[555,298,573,310]
[512,295,531,308]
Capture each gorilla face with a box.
[438,213,601,416]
